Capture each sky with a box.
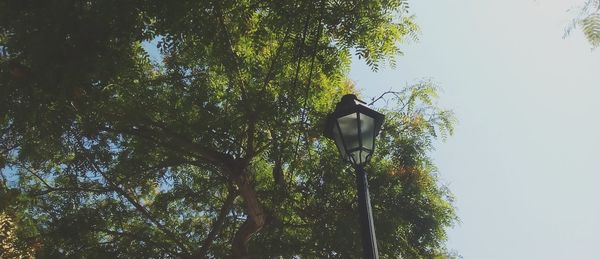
[349,0,600,258]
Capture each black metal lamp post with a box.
[324,94,385,259]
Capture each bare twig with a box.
[368,90,402,106]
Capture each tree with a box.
[0,178,38,258]
[0,0,456,258]
[565,0,600,48]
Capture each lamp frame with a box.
[324,95,385,166]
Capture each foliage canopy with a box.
[565,0,600,48]
[0,0,456,258]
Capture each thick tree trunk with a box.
[231,174,266,258]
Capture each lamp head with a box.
[324,94,384,166]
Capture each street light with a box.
[324,94,384,259]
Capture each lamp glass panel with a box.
[361,150,370,165]
[331,123,347,159]
[337,113,360,152]
[359,113,375,151]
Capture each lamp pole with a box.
[355,165,379,259]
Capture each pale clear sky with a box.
[350,0,600,258]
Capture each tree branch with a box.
[190,186,238,258]
[245,117,256,158]
[83,154,192,255]
[261,22,292,92]
[102,124,230,170]
[30,186,112,196]
[231,173,266,258]
[140,122,231,165]
[214,3,248,101]
[91,228,182,257]
[20,165,53,190]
